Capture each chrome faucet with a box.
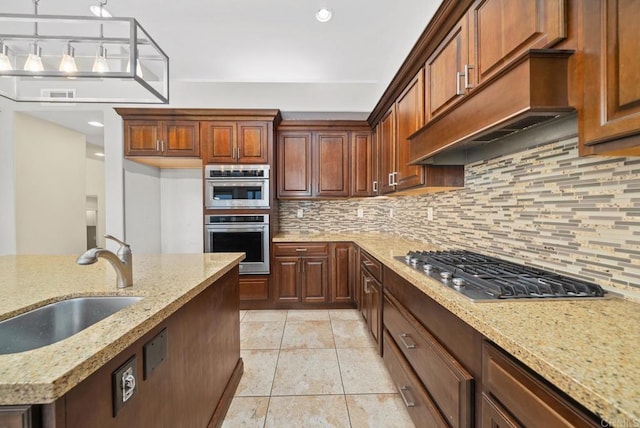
[77,235,133,288]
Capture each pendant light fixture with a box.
[0,0,169,103]
[0,42,13,71]
[59,43,78,73]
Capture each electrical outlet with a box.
[297,209,304,218]
[427,206,434,221]
[112,355,137,416]
[389,208,394,218]
[357,208,364,218]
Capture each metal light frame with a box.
[0,4,169,103]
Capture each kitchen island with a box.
[275,232,640,426]
[0,253,244,427]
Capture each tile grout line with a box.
[262,310,289,428]
[330,314,353,428]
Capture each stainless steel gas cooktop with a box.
[397,250,607,302]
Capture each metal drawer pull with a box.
[295,248,308,252]
[464,64,474,89]
[388,172,394,186]
[363,261,375,267]
[398,386,416,407]
[456,71,465,95]
[399,333,417,349]
[373,180,378,192]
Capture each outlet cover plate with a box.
[144,328,168,380]
[112,355,137,417]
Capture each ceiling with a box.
[3,0,442,143]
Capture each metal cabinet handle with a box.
[295,248,308,252]
[464,64,474,89]
[155,139,160,151]
[399,333,417,350]
[456,71,465,95]
[398,386,416,408]
[161,140,165,153]
[393,172,399,186]
[363,261,375,267]
[236,146,240,160]
[373,180,378,193]
[388,172,394,186]
[363,278,371,294]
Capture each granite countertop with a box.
[0,253,244,405]
[275,232,640,425]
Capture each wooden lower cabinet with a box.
[359,250,383,350]
[0,406,35,428]
[481,394,521,428]
[482,342,601,427]
[272,242,356,308]
[384,291,473,428]
[383,330,450,428]
[239,275,269,301]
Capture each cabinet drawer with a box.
[481,393,520,428]
[274,243,328,256]
[360,250,382,282]
[383,330,449,428]
[239,276,269,301]
[483,342,600,428]
[384,292,473,428]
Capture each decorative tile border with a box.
[279,137,640,291]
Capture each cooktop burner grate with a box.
[399,250,606,301]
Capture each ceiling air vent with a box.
[40,89,76,105]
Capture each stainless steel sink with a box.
[0,296,142,355]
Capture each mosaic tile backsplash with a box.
[279,136,640,291]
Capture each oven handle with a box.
[205,180,267,186]
[205,225,268,232]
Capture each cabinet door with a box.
[580,0,640,155]
[425,14,470,121]
[379,107,396,194]
[351,132,374,197]
[481,394,521,428]
[124,120,163,156]
[0,406,33,428]
[470,0,566,86]
[369,280,381,343]
[359,268,369,320]
[273,256,301,303]
[239,275,269,301]
[164,121,200,157]
[277,132,313,198]
[301,257,329,303]
[332,243,354,303]
[201,121,237,164]
[314,132,350,197]
[237,122,269,164]
[395,70,425,191]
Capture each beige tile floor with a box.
[223,309,415,428]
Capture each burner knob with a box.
[423,264,433,272]
[440,271,453,280]
[452,277,466,288]
[410,258,419,267]
[404,254,412,262]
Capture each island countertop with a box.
[275,232,640,425]
[0,253,244,405]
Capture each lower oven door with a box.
[204,223,270,274]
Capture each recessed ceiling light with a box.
[94,152,105,157]
[316,8,332,23]
[88,121,104,127]
[90,5,112,17]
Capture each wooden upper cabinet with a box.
[314,132,350,197]
[125,120,163,156]
[238,122,269,163]
[425,0,566,122]
[425,14,471,121]
[579,0,640,156]
[379,107,396,195]
[395,70,425,191]
[470,0,567,85]
[202,121,269,164]
[277,131,313,197]
[351,132,375,197]
[124,120,199,157]
[201,121,237,163]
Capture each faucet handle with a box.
[104,235,132,259]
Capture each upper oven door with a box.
[205,179,270,209]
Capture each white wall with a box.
[86,157,106,248]
[0,101,16,255]
[160,169,203,253]
[13,113,86,254]
[124,160,161,254]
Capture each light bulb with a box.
[24,44,44,72]
[59,44,78,73]
[316,8,332,22]
[126,58,144,78]
[92,46,109,73]
[90,5,112,17]
[0,42,12,71]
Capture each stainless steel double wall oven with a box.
[204,165,270,274]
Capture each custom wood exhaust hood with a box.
[409,49,575,164]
